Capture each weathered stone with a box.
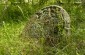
[20,5,71,43]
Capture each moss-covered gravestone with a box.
[20,5,71,46]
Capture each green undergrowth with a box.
[0,21,85,55]
[0,0,85,55]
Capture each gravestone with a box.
[20,5,71,45]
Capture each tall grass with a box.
[0,0,85,55]
[0,21,85,55]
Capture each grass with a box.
[0,20,85,55]
[0,21,48,55]
[0,22,25,55]
[0,2,85,55]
